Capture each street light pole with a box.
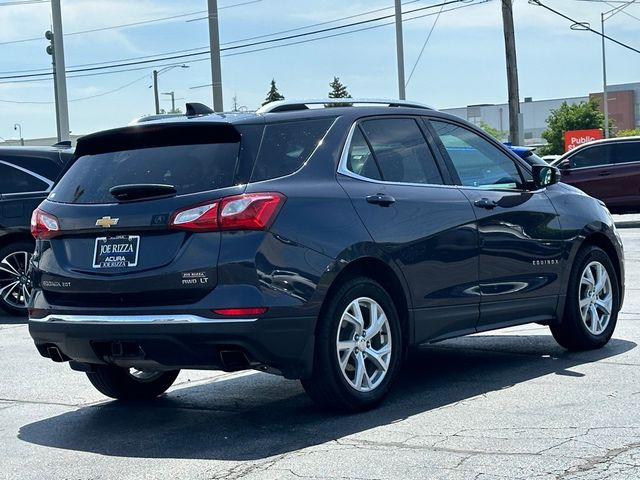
[50,0,70,143]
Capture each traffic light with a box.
[45,30,54,56]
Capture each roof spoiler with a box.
[186,102,215,116]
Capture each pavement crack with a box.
[554,442,640,479]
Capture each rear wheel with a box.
[86,366,180,400]
[550,246,619,350]
[302,277,403,412]
[0,241,34,316]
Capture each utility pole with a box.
[162,91,176,112]
[601,12,609,138]
[394,0,406,100]
[49,0,70,142]
[501,0,522,145]
[153,70,160,114]
[207,0,224,112]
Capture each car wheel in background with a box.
[302,277,403,412]
[0,241,34,316]
[550,246,619,351]
[86,366,180,400]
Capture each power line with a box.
[0,0,48,6]
[530,0,640,54]
[0,0,469,81]
[0,0,262,46]
[0,0,486,86]
[405,3,445,87]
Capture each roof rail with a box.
[256,98,433,114]
[186,102,215,116]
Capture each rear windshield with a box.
[49,143,240,204]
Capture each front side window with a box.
[569,145,612,169]
[430,121,523,189]
[352,118,443,184]
[0,163,49,194]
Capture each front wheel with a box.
[302,277,403,412]
[550,246,619,351]
[86,366,180,400]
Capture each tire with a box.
[86,366,180,400]
[550,246,619,351]
[301,277,403,412]
[0,241,34,316]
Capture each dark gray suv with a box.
[28,100,624,411]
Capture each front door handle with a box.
[474,198,498,209]
[366,194,396,206]
[598,171,611,177]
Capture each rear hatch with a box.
[33,121,260,308]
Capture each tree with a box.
[539,99,608,155]
[159,107,182,114]
[262,79,284,106]
[328,76,351,99]
[616,128,640,137]
[327,76,352,107]
[479,121,508,142]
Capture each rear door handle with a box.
[366,194,396,206]
[598,171,611,176]
[474,198,498,209]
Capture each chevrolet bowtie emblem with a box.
[95,216,119,228]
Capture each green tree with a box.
[262,79,284,106]
[479,121,507,141]
[539,99,607,155]
[328,76,351,99]
[616,128,640,137]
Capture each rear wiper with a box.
[109,183,177,201]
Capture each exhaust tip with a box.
[219,349,250,371]
[47,346,68,363]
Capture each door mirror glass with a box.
[532,165,560,189]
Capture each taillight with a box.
[30,208,60,239]
[169,202,219,231]
[169,192,285,232]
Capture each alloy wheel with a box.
[0,251,33,311]
[335,297,392,392]
[579,260,613,335]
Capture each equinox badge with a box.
[95,216,119,228]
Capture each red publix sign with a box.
[564,129,603,152]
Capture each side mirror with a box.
[557,159,570,170]
[532,165,560,189]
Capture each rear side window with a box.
[0,163,49,194]
[346,127,382,180]
[250,118,335,182]
[359,118,443,184]
[49,143,240,204]
[612,141,640,164]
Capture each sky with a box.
[0,0,639,141]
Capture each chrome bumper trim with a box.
[30,314,258,324]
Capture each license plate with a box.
[92,235,140,269]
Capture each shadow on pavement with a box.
[0,313,27,325]
[18,334,636,460]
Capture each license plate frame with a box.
[92,235,140,269]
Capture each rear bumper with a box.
[29,313,316,379]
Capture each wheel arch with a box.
[580,232,623,297]
[0,231,34,252]
[317,256,413,347]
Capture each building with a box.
[441,82,639,145]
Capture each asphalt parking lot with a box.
[1,228,639,480]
